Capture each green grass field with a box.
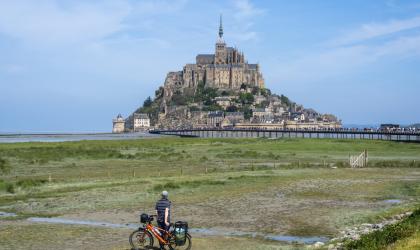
[0,138,419,249]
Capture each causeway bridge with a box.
[150,128,420,142]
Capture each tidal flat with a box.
[0,138,419,249]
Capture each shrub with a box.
[0,157,12,174]
[153,182,181,191]
[6,183,15,193]
[368,160,420,168]
[16,179,47,189]
[335,161,350,168]
[345,208,420,250]
[200,156,209,161]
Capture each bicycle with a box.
[129,214,192,250]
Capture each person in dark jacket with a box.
[155,190,171,249]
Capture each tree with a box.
[143,96,153,108]
[202,104,223,111]
[251,87,259,95]
[239,93,254,105]
[242,105,252,120]
[221,90,230,96]
[255,100,270,109]
[189,106,200,112]
[226,105,238,112]
[155,87,164,98]
[280,94,291,107]
[171,94,187,106]
[260,88,271,97]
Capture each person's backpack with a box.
[174,221,188,246]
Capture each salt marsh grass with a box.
[0,138,419,249]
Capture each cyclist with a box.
[155,190,171,249]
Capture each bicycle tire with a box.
[169,233,192,250]
[129,229,154,250]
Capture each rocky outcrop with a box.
[324,211,413,250]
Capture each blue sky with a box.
[0,0,419,132]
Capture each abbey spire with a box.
[219,14,223,38]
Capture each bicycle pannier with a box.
[174,221,188,246]
[140,213,149,223]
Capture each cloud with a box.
[273,18,420,84]
[329,15,420,46]
[232,0,264,20]
[229,0,264,42]
[0,1,131,46]
[134,0,188,15]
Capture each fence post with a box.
[48,174,52,183]
[364,149,368,167]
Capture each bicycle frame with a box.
[144,223,171,245]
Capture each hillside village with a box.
[113,17,341,133]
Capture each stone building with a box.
[112,114,125,133]
[252,108,274,123]
[225,112,245,124]
[162,16,264,103]
[207,111,224,127]
[133,113,150,131]
[215,96,231,108]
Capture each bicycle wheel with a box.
[169,233,192,250]
[129,229,154,250]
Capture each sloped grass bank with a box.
[344,207,420,250]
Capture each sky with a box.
[0,0,419,132]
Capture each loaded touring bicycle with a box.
[129,213,191,250]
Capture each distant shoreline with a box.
[0,132,159,143]
[0,132,113,137]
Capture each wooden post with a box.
[364,149,368,167]
[180,167,183,176]
[205,167,208,174]
[48,174,52,183]
[132,169,135,178]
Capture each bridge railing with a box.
[150,128,420,136]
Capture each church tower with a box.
[215,15,226,65]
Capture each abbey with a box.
[163,16,264,97]
[113,16,341,132]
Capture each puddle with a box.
[384,199,402,204]
[27,217,138,230]
[189,228,327,244]
[26,216,328,244]
[0,211,17,217]
[264,235,329,244]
